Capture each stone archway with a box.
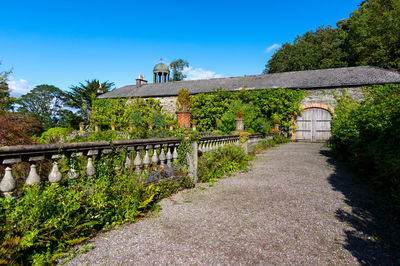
[291,104,334,142]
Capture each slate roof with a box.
[98,66,400,99]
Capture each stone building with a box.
[97,65,400,141]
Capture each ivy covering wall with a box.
[191,88,306,134]
[91,98,174,138]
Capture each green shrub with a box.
[198,144,250,182]
[34,127,73,144]
[0,148,187,265]
[330,84,400,214]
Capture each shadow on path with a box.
[320,149,400,265]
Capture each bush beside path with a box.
[65,143,399,265]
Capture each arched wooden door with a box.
[295,108,332,142]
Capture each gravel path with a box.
[65,142,399,265]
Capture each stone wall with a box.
[300,87,364,108]
[152,87,365,115]
[154,96,177,115]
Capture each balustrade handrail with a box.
[0,133,266,197]
[199,134,239,141]
[0,134,264,159]
[0,137,181,161]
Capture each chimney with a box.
[96,81,103,96]
[136,74,147,87]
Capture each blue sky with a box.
[1,0,362,96]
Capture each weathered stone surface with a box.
[0,167,16,194]
[301,87,364,108]
[26,164,40,185]
[153,96,177,115]
[49,162,62,183]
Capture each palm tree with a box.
[64,79,114,124]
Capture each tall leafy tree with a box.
[0,62,16,113]
[341,0,400,70]
[264,0,400,73]
[17,84,65,130]
[169,59,189,81]
[264,26,348,73]
[64,79,114,124]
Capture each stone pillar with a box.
[186,139,198,185]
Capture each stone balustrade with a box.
[198,134,240,153]
[0,133,265,197]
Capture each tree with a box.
[264,0,400,73]
[264,26,348,73]
[341,0,400,71]
[169,59,189,81]
[17,84,65,130]
[64,79,114,124]
[0,112,42,145]
[0,62,16,113]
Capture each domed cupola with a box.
[153,62,170,83]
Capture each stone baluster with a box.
[143,146,151,169]
[134,147,143,174]
[124,151,132,168]
[67,153,80,180]
[202,141,207,152]
[166,145,172,167]
[85,157,96,178]
[49,161,62,183]
[0,166,16,198]
[26,164,40,185]
[151,145,159,165]
[159,145,166,168]
[207,140,212,152]
[199,141,206,153]
[68,167,79,180]
[172,144,179,164]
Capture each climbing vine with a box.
[191,88,306,134]
[91,97,176,139]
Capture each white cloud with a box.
[182,67,223,80]
[7,76,32,97]
[265,43,281,53]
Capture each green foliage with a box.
[265,0,400,73]
[176,89,191,112]
[235,109,245,119]
[169,59,189,81]
[342,0,400,71]
[17,84,66,131]
[265,26,347,73]
[0,148,187,265]
[198,144,250,182]
[330,84,400,213]
[192,88,306,134]
[33,127,73,144]
[91,97,168,138]
[0,62,16,113]
[64,79,114,125]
